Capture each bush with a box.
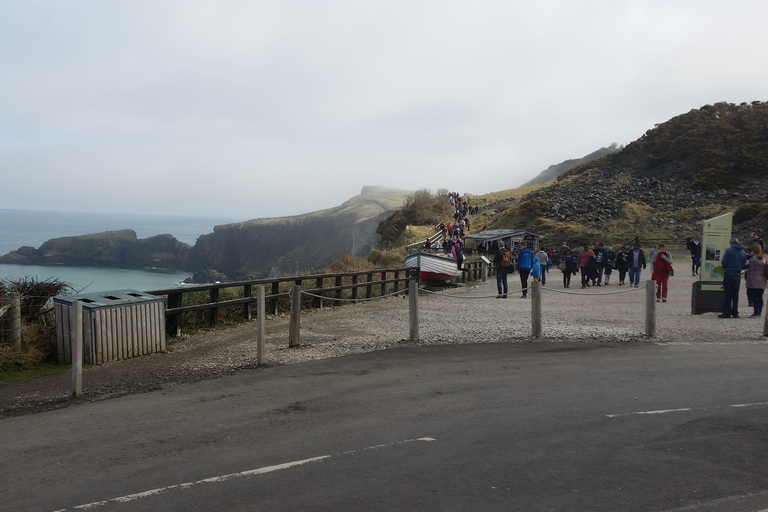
[0,277,70,367]
[734,203,768,224]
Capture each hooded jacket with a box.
[721,243,747,274]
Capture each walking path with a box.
[1,271,765,418]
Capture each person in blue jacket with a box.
[517,241,533,298]
[719,237,748,319]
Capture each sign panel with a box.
[700,212,733,292]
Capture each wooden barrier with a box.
[147,267,411,336]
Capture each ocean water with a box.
[0,209,243,294]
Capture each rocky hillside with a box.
[521,145,620,186]
[481,101,768,247]
[186,186,412,279]
[0,230,191,269]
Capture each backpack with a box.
[501,249,511,268]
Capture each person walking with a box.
[578,244,595,289]
[689,235,702,276]
[745,243,767,318]
[615,246,629,285]
[652,243,674,302]
[628,244,646,288]
[535,247,549,286]
[604,246,615,285]
[648,243,660,273]
[719,237,747,319]
[562,249,575,288]
[593,242,606,286]
[517,241,533,298]
[494,242,511,298]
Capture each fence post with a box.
[167,292,182,337]
[243,284,253,321]
[257,285,265,364]
[645,280,656,337]
[409,270,419,340]
[289,285,301,347]
[71,300,83,396]
[531,281,542,338]
[9,293,21,349]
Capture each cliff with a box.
[186,186,413,278]
[0,230,191,269]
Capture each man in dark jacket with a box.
[719,237,747,319]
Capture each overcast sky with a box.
[2,1,767,220]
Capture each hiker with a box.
[652,243,674,302]
[604,246,615,285]
[535,247,549,286]
[628,244,646,288]
[614,246,629,285]
[494,242,511,298]
[517,241,533,298]
[719,237,747,319]
[689,235,702,276]
[561,248,576,288]
[578,244,596,289]
[745,243,768,318]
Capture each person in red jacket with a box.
[652,243,674,302]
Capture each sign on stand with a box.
[692,212,732,314]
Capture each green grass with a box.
[0,364,69,384]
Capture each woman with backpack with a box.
[745,243,768,318]
[494,241,511,298]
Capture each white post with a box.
[9,293,21,350]
[71,300,83,396]
[481,260,488,282]
[257,285,265,365]
[289,285,301,347]
[531,281,542,338]
[409,270,419,341]
[645,280,656,337]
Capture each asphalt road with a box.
[3,341,768,512]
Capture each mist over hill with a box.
[521,144,620,186]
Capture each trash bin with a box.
[54,290,166,365]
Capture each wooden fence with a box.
[146,262,488,336]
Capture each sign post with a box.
[692,212,732,314]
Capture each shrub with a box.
[734,203,768,224]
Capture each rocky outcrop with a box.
[0,230,191,269]
[187,187,412,278]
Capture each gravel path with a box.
[2,271,766,418]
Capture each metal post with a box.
[71,300,83,396]
[409,270,419,341]
[645,280,656,337]
[257,285,265,364]
[481,261,488,282]
[289,285,301,347]
[531,281,542,338]
[9,293,21,349]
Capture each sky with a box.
[2,1,768,220]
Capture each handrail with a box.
[146,267,414,336]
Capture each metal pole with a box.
[9,293,21,350]
[481,261,488,282]
[531,281,542,338]
[289,285,301,347]
[409,270,419,341]
[645,280,656,337]
[257,285,266,364]
[71,300,83,396]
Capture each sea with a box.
[0,209,244,294]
